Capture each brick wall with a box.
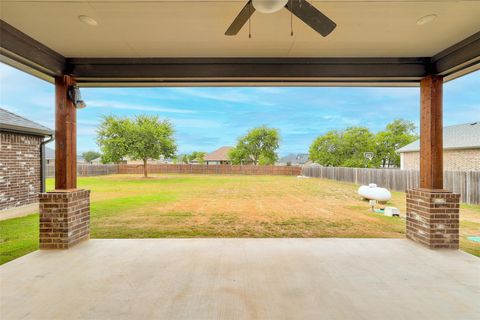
[406,189,460,249]
[0,132,43,210]
[402,149,480,171]
[118,164,302,176]
[39,190,90,249]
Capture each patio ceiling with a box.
[1,0,480,86]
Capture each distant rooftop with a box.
[0,107,52,136]
[45,147,85,162]
[278,153,310,164]
[204,146,232,162]
[397,122,480,152]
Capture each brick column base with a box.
[39,190,90,249]
[406,189,460,249]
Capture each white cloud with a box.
[167,88,253,103]
[87,100,196,114]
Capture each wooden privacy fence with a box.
[301,166,480,204]
[46,164,119,177]
[118,164,302,176]
[46,164,301,177]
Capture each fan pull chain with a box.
[248,4,252,38]
[290,0,294,37]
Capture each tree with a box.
[228,126,280,165]
[340,127,375,167]
[97,116,131,164]
[309,119,417,168]
[228,146,251,165]
[186,151,206,164]
[81,151,101,164]
[97,115,177,178]
[309,127,375,167]
[309,130,343,166]
[374,119,417,168]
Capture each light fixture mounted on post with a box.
[67,85,87,109]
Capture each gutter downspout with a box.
[40,134,54,193]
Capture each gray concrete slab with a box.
[1,239,479,320]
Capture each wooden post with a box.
[419,75,443,190]
[39,75,90,249]
[406,75,459,249]
[55,75,77,190]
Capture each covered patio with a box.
[1,239,480,319]
[1,0,479,318]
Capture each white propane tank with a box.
[358,183,392,202]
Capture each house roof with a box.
[204,146,232,162]
[0,107,52,136]
[278,153,310,164]
[45,147,85,162]
[397,122,480,153]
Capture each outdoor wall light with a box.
[252,0,288,13]
[67,85,87,109]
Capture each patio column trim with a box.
[55,75,77,190]
[419,75,443,190]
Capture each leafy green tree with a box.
[81,151,101,164]
[228,146,251,165]
[309,119,416,168]
[97,115,177,178]
[188,151,206,164]
[374,119,417,167]
[228,126,280,165]
[309,127,375,167]
[340,127,375,167]
[309,130,343,166]
[97,116,131,164]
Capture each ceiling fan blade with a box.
[285,0,336,37]
[225,1,255,36]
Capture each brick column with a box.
[39,189,90,249]
[406,189,460,249]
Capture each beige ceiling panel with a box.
[0,1,136,56]
[1,0,479,58]
[289,2,480,57]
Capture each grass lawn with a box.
[1,174,479,264]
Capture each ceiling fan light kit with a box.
[225,0,336,37]
[252,0,289,14]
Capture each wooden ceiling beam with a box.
[0,20,65,80]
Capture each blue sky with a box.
[1,62,479,156]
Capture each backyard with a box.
[1,174,479,264]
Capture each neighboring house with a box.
[204,146,232,165]
[397,122,480,171]
[90,158,103,165]
[124,155,173,165]
[277,153,310,166]
[0,107,53,210]
[172,154,198,164]
[45,147,85,165]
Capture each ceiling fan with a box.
[225,0,336,37]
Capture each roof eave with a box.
[398,146,480,153]
[0,124,53,137]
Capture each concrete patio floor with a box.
[1,239,479,320]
